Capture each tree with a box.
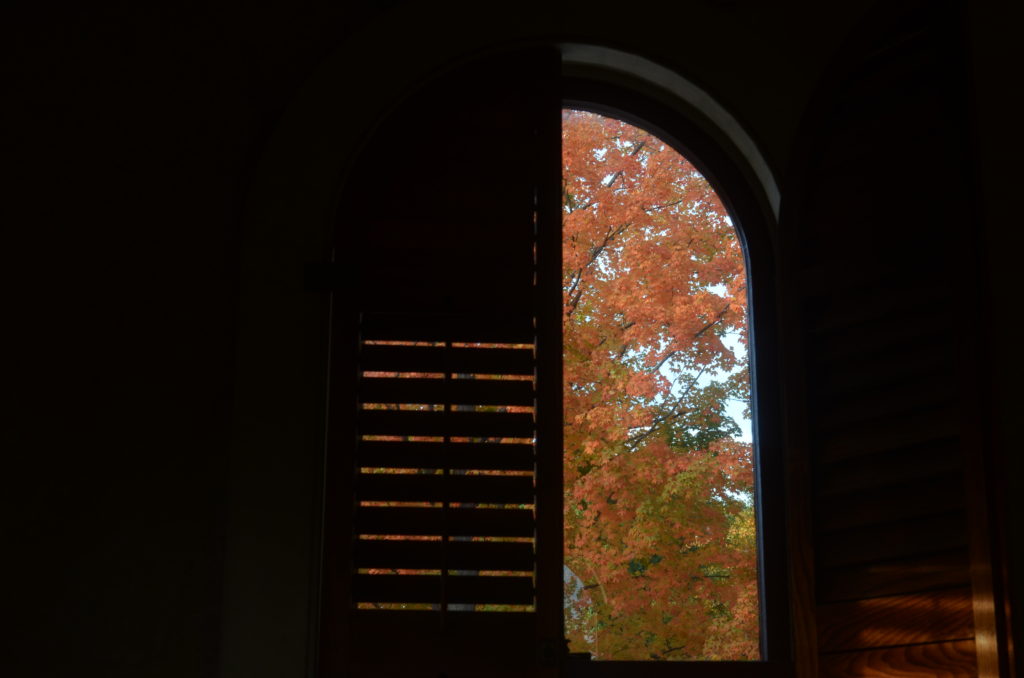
[561,110,758,660]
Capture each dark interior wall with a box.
[6,1,1020,677]
[5,3,349,675]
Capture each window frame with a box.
[314,47,792,678]
[560,74,791,675]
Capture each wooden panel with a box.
[359,238,532,263]
[360,312,535,344]
[811,340,954,401]
[356,264,533,313]
[358,377,535,406]
[357,441,535,471]
[807,278,950,335]
[808,305,951,363]
[818,588,974,652]
[816,83,940,172]
[816,438,962,497]
[359,345,534,375]
[816,409,961,463]
[358,251,532,279]
[813,376,956,431]
[349,609,537,670]
[356,473,534,504]
[819,639,976,678]
[793,5,979,676]
[818,550,971,603]
[352,574,533,605]
[834,16,938,93]
[817,513,968,569]
[814,473,966,533]
[354,539,534,572]
[355,506,534,538]
[357,295,533,317]
[358,410,534,438]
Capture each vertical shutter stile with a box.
[320,48,562,678]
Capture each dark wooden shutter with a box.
[319,48,562,678]
[783,2,1001,676]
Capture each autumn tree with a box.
[562,110,759,660]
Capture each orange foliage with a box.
[562,110,758,660]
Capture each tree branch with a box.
[625,364,709,449]
[565,222,632,317]
[643,198,684,213]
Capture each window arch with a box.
[313,45,789,677]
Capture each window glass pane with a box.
[562,110,759,661]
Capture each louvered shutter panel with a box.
[783,2,992,675]
[319,49,562,678]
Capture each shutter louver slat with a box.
[355,506,535,538]
[356,474,535,505]
[359,344,535,375]
[817,513,969,570]
[360,312,536,343]
[355,540,535,572]
[357,441,535,471]
[358,410,535,439]
[359,378,535,407]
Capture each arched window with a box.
[561,109,759,662]
[317,46,788,678]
